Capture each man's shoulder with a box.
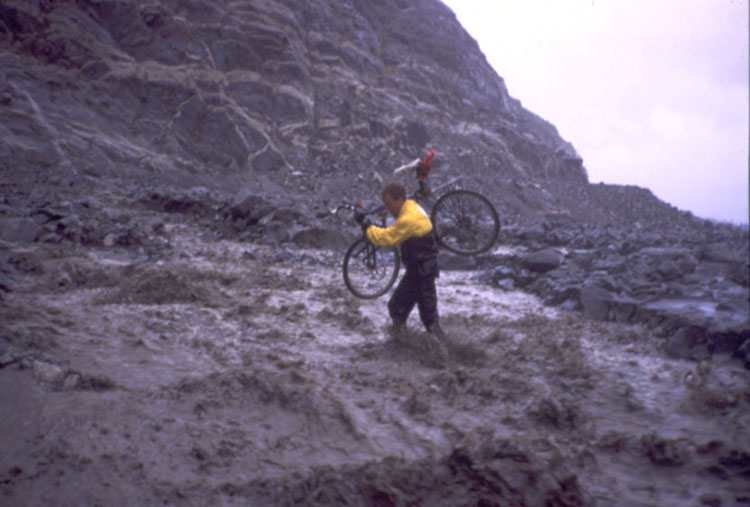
[403,199,428,216]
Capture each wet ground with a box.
[1,218,749,506]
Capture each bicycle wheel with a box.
[431,189,500,255]
[342,237,400,299]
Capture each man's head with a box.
[381,181,406,218]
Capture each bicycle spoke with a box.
[431,190,499,255]
[443,193,465,219]
[343,238,400,299]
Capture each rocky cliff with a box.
[3,0,607,212]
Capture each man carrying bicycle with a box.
[356,181,447,347]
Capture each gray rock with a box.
[738,340,750,368]
[53,271,74,289]
[0,271,17,293]
[609,295,639,323]
[496,278,515,291]
[230,192,270,223]
[678,254,698,274]
[656,260,683,281]
[58,214,83,241]
[639,247,693,260]
[292,228,353,250]
[32,360,65,383]
[8,251,43,274]
[700,243,739,263]
[265,222,290,244]
[593,254,627,274]
[519,223,547,242]
[640,434,689,467]
[439,252,479,271]
[0,217,41,243]
[39,232,63,244]
[580,283,613,321]
[0,351,16,367]
[568,250,595,270]
[62,373,81,389]
[664,327,709,360]
[521,249,562,273]
[38,202,74,220]
[512,269,536,288]
[489,265,515,281]
[586,271,619,292]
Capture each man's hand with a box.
[355,212,372,233]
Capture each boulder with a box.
[264,222,290,244]
[656,259,683,281]
[608,295,640,323]
[496,278,515,291]
[664,326,710,360]
[0,217,41,243]
[518,223,547,242]
[8,251,44,274]
[579,283,613,321]
[568,250,595,271]
[230,192,271,223]
[521,249,563,273]
[0,271,16,293]
[292,228,353,250]
[439,251,479,271]
[144,187,218,216]
[593,254,627,275]
[700,243,739,263]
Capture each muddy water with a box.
[1,223,748,506]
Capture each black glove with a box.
[355,212,372,233]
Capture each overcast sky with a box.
[441,0,749,224]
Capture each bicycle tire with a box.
[342,237,400,299]
[430,189,500,255]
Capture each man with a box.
[357,181,447,345]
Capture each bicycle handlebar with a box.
[393,158,420,176]
[393,148,435,181]
[330,203,385,217]
[330,149,436,219]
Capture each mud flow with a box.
[1,221,748,506]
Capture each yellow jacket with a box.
[366,199,432,247]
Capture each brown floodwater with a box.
[1,224,748,506]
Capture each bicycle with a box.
[331,149,500,299]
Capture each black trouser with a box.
[387,262,439,330]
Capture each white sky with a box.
[441,0,749,224]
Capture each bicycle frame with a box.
[342,176,464,218]
[353,236,380,270]
[332,149,500,298]
[412,176,463,208]
[331,203,401,299]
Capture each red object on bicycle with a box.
[417,148,435,181]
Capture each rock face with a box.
[3,0,586,208]
[0,0,724,228]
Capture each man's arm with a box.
[366,219,411,247]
